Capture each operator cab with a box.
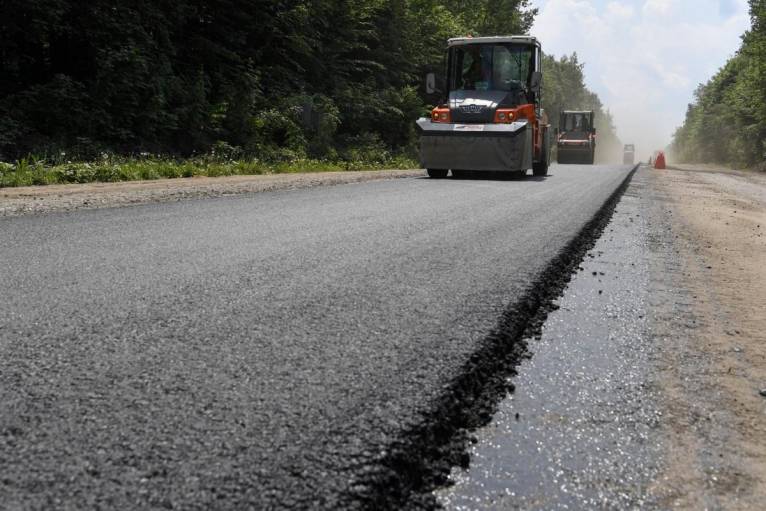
[559,111,594,138]
[443,36,542,124]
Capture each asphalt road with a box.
[0,165,633,509]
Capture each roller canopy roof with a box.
[448,36,539,47]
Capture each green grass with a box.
[0,154,418,188]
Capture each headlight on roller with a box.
[494,109,515,123]
[431,107,451,123]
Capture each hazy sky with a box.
[530,0,752,156]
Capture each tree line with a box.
[671,0,766,168]
[0,0,619,163]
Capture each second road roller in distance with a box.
[416,36,551,178]
[556,110,596,164]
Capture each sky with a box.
[529,0,752,157]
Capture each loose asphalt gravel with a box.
[0,165,633,509]
[437,169,662,509]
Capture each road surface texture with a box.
[0,164,634,509]
[438,165,766,510]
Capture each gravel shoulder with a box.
[0,169,423,217]
[647,164,766,509]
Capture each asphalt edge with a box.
[0,169,425,218]
[351,164,641,509]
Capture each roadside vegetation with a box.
[1,0,621,187]
[671,0,766,169]
[0,152,416,188]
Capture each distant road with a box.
[0,165,632,509]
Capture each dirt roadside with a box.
[0,169,424,217]
[647,165,766,509]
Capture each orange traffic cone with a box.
[654,151,666,169]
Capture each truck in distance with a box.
[556,110,596,164]
[623,144,635,165]
[416,36,551,178]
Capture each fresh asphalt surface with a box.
[1,164,633,509]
